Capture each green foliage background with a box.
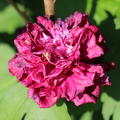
[0,0,120,120]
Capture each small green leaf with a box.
[80,111,93,120]
[113,102,120,120]
[101,93,117,120]
[114,18,120,30]
[0,44,15,74]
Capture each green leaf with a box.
[0,44,15,74]
[85,0,93,14]
[113,102,120,120]
[114,17,120,30]
[0,5,25,34]
[0,44,16,99]
[80,111,93,120]
[0,83,71,120]
[101,93,117,120]
[0,44,71,120]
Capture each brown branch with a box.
[6,0,29,23]
[43,0,56,16]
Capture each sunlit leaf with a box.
[113,102,120,120]
[80,111,93,120]
[101,93,117,120]
[114,18,120,30]
[0,5,25,34]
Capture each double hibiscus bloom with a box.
[9,12,113,108]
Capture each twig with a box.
[6,0,29,23]
[43,0,56,16]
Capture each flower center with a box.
[43,52,51,61]
[25,40,30,44]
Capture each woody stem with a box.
[43,0,56,16]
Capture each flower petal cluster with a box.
[9,12,112,108]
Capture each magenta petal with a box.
[28,87,60,108]
[14,33,31,54]
[8,54,27,79]
[72,94,96,106]
[61,76,85,101]
[37,16,53,30]
[72,85,100,106]
[31,64,45,82]
[65,12,89,28]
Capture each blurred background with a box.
[0,0,120,120]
